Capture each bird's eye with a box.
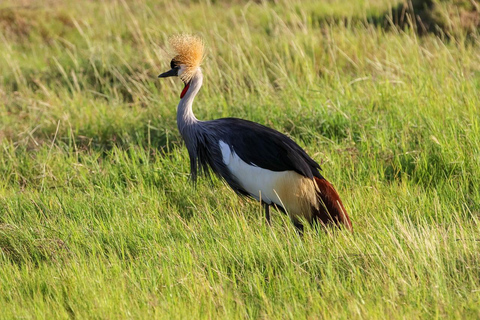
[170,59,178,69]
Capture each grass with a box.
[0,0,479,318]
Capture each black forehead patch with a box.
[170,59,180,69]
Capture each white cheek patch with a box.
[177,65,187,78]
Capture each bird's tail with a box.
[313,177,353,231]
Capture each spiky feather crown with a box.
[169,34,204,83]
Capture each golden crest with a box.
[169,34,204,82]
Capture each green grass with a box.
[1,0,480,318]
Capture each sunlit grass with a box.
[0,0,479,318]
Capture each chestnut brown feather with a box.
[313,177,353,231]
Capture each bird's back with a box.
[203,118,323,180]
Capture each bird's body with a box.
[160,35,352,232]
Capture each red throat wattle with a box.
[180,82,190,99]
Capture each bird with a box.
[158,34,352,232]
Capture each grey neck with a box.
[177,69,203,135]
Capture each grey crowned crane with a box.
[159,35,352,232]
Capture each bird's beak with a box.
[158,68,178,78]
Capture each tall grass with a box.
[0,0,479,318]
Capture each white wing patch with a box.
[218,140,317,221]
[219,140,231,165]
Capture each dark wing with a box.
[205,118,323,179]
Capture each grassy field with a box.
[1,0,479,318]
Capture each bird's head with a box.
[158,34,204,85]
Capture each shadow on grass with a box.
[69,119,182,158]
[369,0,480,38]
[366,0,438,36]
[310,0,479,39]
